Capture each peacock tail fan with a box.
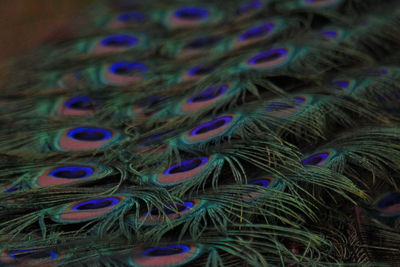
[2,0,400,266]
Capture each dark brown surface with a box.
[0,0,95,61]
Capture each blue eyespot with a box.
[8,249,59,260]
[248,179,271,187]
[163,157,208,175]
[109,61,148,75]
[174,7,209,20]
[236,0,263,15]
[71,197,121,211]
[100,35,138,47]
[378,193,400,209]
[118,11,147,23]
[187,85,228,103]
[239,23,275,41]
[190,116,232,136]
[188,65,214,76]
[247,48,288,65]
[49,166,94,179]
[142,245,190,257]
[67,127,112,141]
[64,96,99,110]
[300,152,329,166]
[320,30,337,38]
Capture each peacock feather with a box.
[2,0,400,266]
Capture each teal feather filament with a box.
[137,199,206,225]
[264,95,313,118]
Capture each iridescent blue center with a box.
[265,97,305,112]
[185,36,221,49]
[378,193,400,209]
[300,152,330,166]
[163,157,208,175]
[174,7,209,20]
[331,80,349,89]
[118,11,147,23]
[188,65,214,76]
[248,48,288,65]
[100,35,138,47]
[64,96,99,110]
[236,0,263,15]
[190,116,233,136]
[49,166,94,179]
[187,85,228,103]
[72,197,120,210]
[4,184,21,193]
[109,61,148,75]
[239,23,275,41]
[145,201,194,216]
[249,179,271,187]
[142,244,190,257]
[67,127,112,141]
[321,30,337,38]
[8,249,58,260]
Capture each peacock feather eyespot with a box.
[235,21,277,47]
[236,0,264,18]
[3,184,22,193]
[57,96,101,116]
[152,157,211,186]
[50,195,127,223]
[100,35,138,48]
[71,197,120,211]
[182,115,238,144]
[118,11,147,23]
[249,178,272,187]
[32,164,101,187]
[321,30,338,38]
[330,79,357,94]
[300,149,337,167]
[174,7,209,21]
[67,127,111,141]
[130,243,202,267]
[180,84,229,113]
[102,61,148,86]
[375,192,400,216]
[182,65,216,82]
[138,199,204,224]
[265,95,311,118]
[166,6,219,29]
[90,34,139,54]
[106,11,148,29]
[245,47,292,70]
[6,249,59,260]
[302,0,343,8]
[56,126,120,151]
[242,176,285,201]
